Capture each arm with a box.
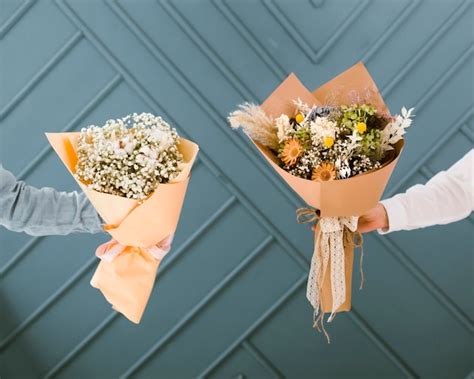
[0,164,103,236]
[359,149,473,233]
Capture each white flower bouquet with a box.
[47,113,199,323]
[76,113,183,200]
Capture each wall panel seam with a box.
[17,74,123,180]
[211,0,286,80]
[241,340,285,379]
[0,0,36,39]
[381,0,472,97]
[262,0,370,63]
[360,0,422,63]
[0,31,83,121]
[376,233,474,332]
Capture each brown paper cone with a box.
[256,61,402,217]
[253,139,403,217]
[313,62,390,115]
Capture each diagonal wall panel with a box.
[1,0,472,378]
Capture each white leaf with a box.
[401,106,408,118]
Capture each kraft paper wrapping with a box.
[254,62,403,314]
[46,132,199,323]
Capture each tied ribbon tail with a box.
[359,245,365,290]
[314,229,331,343]
[313,308,330,344]
[95,234,174,262]
[353,231,364,290]
[298,207,331,343]
[346,229,364,290]
[297,207,365,343]
[296,207,320,226]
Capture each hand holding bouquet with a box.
[47,113,199,323]
[228,63,414,339]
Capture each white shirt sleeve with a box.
[378,149,474,234]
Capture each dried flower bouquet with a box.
[227,62,414,339]
[229,101,413,183]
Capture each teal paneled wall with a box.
[0,0,472,378]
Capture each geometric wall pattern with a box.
[0,0,472,377]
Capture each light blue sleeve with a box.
[0,164,103,236]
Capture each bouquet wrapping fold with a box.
[251,62,403,321]
[47,132,199,323]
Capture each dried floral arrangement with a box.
[227,63,415,340]
[76,113,184,200]
[228,102,414,182]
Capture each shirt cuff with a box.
[378,197,407,234]
[84,211,105,234]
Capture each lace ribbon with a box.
[296,208,364,342]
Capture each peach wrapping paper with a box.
[47,132,199,323]
[252,62,404,317]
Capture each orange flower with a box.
[281,139,303,166]
[312,162,336,182]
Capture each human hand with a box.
[358,203,389,233]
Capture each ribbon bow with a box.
[91,234,175,323]
[297,207,364,342]
[95,234,174,262]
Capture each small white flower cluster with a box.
[275,113,338,147]
[309,117,337,145]
[76,113,183,200]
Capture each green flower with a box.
[339,104,377,132]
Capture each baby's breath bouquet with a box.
[47,113,199,324]
[76,113,184,200]
[227,62,413,340]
